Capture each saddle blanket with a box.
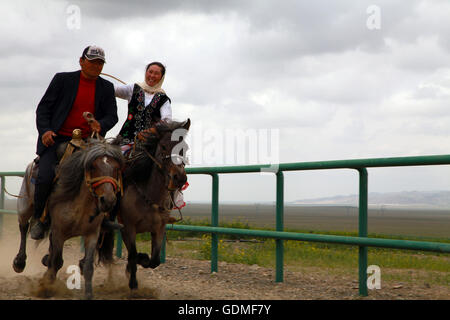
[121,143,133,156]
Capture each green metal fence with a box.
[0,172,25,240]
[2,154,450,297]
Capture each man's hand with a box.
[89,120,101,133]
[42,130,57,147]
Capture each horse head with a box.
[83,140,125,213]
[153,119,190,191]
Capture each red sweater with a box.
[58,73,96,138]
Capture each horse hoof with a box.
[149,259,160,269]
[136,253,150,267]
[41,254,49,267]
[129,288,139,298]
[129,279,138,290]
[13,257,26,273]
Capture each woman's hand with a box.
[137,127,158,142]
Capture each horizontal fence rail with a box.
[165,225,450,253]
[2,154,450,297]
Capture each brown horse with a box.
[13,139,124,299]
[117,119,190,290]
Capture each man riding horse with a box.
[31,45,118,240]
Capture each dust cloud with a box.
[0,214,159,299]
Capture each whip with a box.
[100,72,127,84]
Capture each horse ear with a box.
[182,118,191,130]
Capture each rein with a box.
[129,145,185,222]
[143,148,163,169]
[169,191,183,223]
[139,145,180,191]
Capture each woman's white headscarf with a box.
[137,74,166,95]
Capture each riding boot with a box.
[30,183,51,240]
[30,139,62,240]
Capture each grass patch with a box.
[135,218,450,285]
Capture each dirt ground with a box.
[0,233,448,300]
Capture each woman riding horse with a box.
[115,61,172,150]
[114,61,186,215]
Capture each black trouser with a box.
[33,135,71,220]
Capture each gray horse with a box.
[13,139,124,299]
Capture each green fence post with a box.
[116,229,123,258]
[358,168,368,297]
[0,176,5,209]
[275,171,284,282]
[211,173,219,273]
[0,176,5,239]
[160,233,166,263]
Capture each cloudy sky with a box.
[1,0,450,203]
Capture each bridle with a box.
[84,158,123,223]
[85,163,123,198]
[142,146,186,192]
[131,141,187,222]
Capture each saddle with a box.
[31,129,87,223]
[32,129,87,176]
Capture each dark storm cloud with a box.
[76,0,448,59]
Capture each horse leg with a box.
[12,213,31,273]
[149,226,166,268]
[43,232,64,284]
[121,227,138,290]
[79,256,86,276]
[13,163,34,272]
[136,225,166,269]
[41,236,52,267]
[82,233,99,300]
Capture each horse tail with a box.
[97,229,115,265]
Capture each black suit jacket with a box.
[35,70,118,155]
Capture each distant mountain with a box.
[292,191,450,208]
[4,191,450,210]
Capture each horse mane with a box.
[51,139,124,204]
[155,119,189,133]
